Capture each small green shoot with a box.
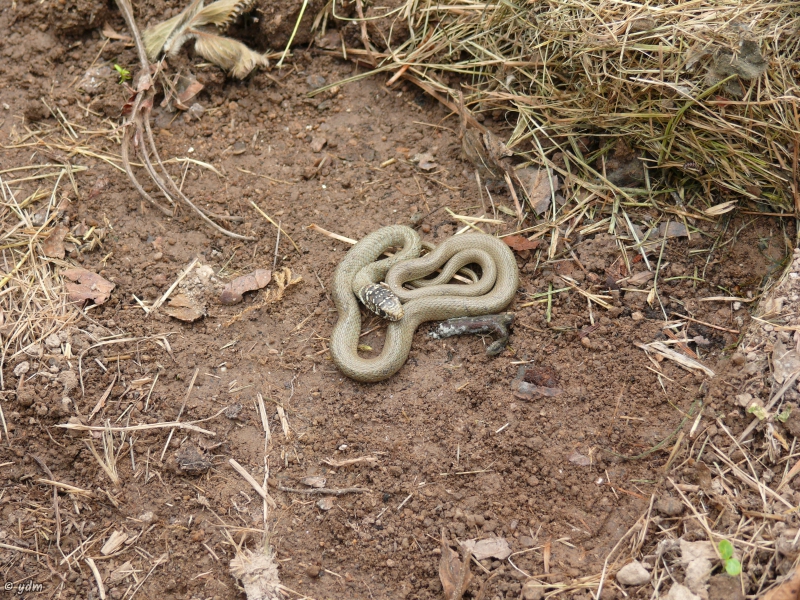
[114,64,132,84]
[718,540,741,576]
[777,406,792,423]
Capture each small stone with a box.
[306,74,326,89]
[521,579,545,600]
[138,511,155,524]
[735,393,753,407]
[386,559,396,568]
[45,333,61,349]
[13,361,30,377]
[305,565,320,578]
[666,583,701,600]
[616,560,650,586]
[152,252,163,261]
[631,311,644,321]
[232,141,247,155]
[310,136,327,153]
[187,102,205,120]
[655,496,684,516]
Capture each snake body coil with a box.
[330,225,519,382]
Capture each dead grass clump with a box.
[324,0,800,214]
[0,166,79,391]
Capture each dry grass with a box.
[319,0,800,216]
[0,163,80,391]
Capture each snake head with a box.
[357,283,404,321]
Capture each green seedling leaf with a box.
[746,404,768,421]
[724,558,741,576]
[777,407,792,423]
[718,539,734,560]
[114,64,131,83]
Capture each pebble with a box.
[232,141,247,155]
[631,311,644,321]
[310,136,327,153]
[386,559,396,568]
[518,535,535,548]
[616,560,650,586]
[306,74,326,90]
[45,333,61,349]
[305,565,320,578]
[666,583,701,600]
[521,580,544,600]
[13,361,30,377]
[655,496,684,516]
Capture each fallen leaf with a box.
[462,537,512,561]
[163,293,204,322]
[42,224,69,259]
[762,569,800,600]
[176,75,204,110]
[219,269,272,305]
[503,235,540,252]
[440,531,473,600]
[63,268,115,305]
[515,167,559,215]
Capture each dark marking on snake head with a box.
[358,284,404,321]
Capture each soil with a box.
[0,2,797,600]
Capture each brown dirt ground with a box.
[1,2,798,600]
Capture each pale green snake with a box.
[330,225,519,382]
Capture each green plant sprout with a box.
[718,540,741,576]
[114,64,131,83]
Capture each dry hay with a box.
[0,163,82,392]
[323,0,800,215]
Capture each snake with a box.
[330,225,519,382]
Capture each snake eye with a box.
[358,284,404,321]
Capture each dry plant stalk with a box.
[113,0,254,240]
[143,0,268,79]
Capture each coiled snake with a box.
[330,225,519,382]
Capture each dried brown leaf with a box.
[163,293,205,322]
[516,167,559,215]
[440,531,473,600]
[503,235,540,252]
[219,269,271,305]
[62,268,115,305]
[176,75,205,109]
[42,224,69,259]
